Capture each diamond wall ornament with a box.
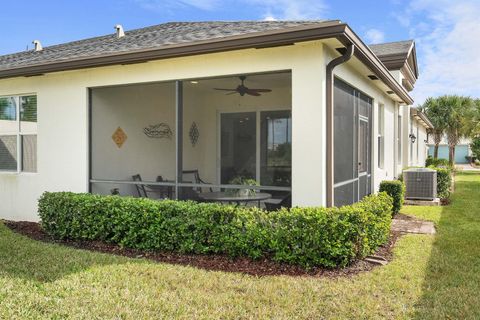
[189,122,199,147]
[112,127,127,148]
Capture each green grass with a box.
[0,172,479,319]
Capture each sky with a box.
[0,0,479,105]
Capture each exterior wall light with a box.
[409,133,417,143]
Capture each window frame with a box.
[0,94,37,174]
[377,103,385,169]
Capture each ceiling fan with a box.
[214,76,272,97]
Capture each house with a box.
[428,136,472,164]
[0,20,432,221]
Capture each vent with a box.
[368,75,379,80]
[115,25,125,38]
[403,168,437,200]
[386,90,394,94]
[32,40,43,52]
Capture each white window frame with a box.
[377,103,385,169]
[0,94,37,174]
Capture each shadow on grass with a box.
[413,172,480,319]
[0,222,129,283]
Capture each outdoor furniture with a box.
[198,191,271,206]
[132,174,148,198]
[132,174,174,199]
[146,175,174,199]
[182,170,213,193]
[264,193,291,211]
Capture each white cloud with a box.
[249,0,328,20]
[134,0,327,19]
[135,0,220,12]
[365,29,385,44]
[404,0,480,104]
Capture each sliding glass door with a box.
[220,110,291,187]
[334,78,372,206]
[220,112,257,184]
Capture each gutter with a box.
[326,44,355,207]
[0,22,413,105]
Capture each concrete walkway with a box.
[392,218,436,234]
[456,164,480,171]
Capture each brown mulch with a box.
[3,220,401,278]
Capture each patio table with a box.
[198,191,271,206]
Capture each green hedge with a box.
[38,192,393,268]
[428,166,452,199]
[425,156,452,169]
[379,180,405,216]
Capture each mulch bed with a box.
[3,220,401,278]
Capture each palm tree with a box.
[420,97,448,159]
[421,95,476,165]
[440,95,476,165]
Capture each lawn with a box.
[0,172,479,319]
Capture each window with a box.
[0,95,37,173]
[378,104,384,169]
[397,115,402,163]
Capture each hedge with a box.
[428,166,452,199]
[425,156,452,169]
[379,180,405,216]
[38,192,393,268]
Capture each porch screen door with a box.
[333,78,372,206]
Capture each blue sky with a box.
[1,0,479,104]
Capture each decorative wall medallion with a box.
[189,122,199,146]
[144,123,173,139]
[112,127,127,148]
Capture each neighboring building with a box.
[428,136,472,164]
[0,21,431,221]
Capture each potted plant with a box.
[227,176,259,196]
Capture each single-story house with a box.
[0,20,432,221]
[428,136,472,164]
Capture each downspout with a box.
[326,44,354,207]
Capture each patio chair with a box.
[264,193,291,211]
[132,174,148,198]
[182,170,213,193]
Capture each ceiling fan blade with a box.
[245,90,261,97]
[214,88,237,91]
[226,91,238,95]
[249,88,272,92]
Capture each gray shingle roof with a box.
[369,40,414,57]
[0,21,330,71]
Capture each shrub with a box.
[428,166,452,199]
[379,180,405,216]
[38,192,393,268]
[425,156,452,169]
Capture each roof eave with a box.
[0,21,414,105]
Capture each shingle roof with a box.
[0,21,330,71]
[369,40,414,57]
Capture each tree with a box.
[420,97,448,159]
[420,95,476,165]
[440,95,476,165]
[471,137,480,159]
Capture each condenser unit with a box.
[403,168,437,200]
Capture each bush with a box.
[38,192,393,268]
[426,156,451,168]
[379,180,405,216]
[428,166,452,199]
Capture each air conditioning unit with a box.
[403,168,437,200]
